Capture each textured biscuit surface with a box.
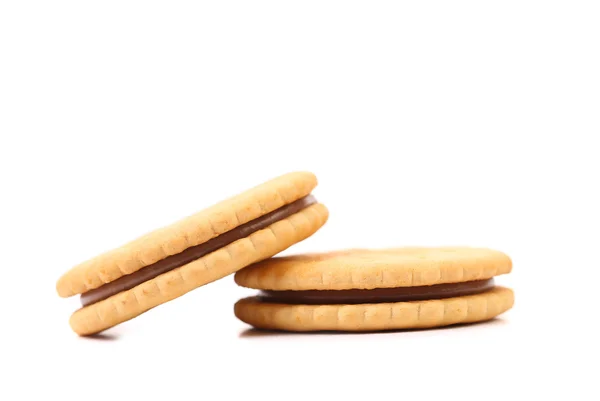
[234,287,514,332]
[235,247,512,290]
[71,203,329,335]
[57,171,318,298]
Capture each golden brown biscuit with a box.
[57,172,329,335]
[234,247,514,332]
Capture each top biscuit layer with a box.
[57,171,318,298]
[234,247,512,291]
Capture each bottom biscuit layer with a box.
[69,203,329,336]
[234,286,514,332]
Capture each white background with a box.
[1,1,599,400]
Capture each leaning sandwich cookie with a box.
[56,172,329,336]
[234,247,514,332]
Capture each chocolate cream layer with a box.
[258,278,495,305]
[81,195,317,307]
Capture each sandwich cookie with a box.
[234,247,514,332]
[56,172,329,336]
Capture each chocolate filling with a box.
[81,195,317,307]
[258,278,495,304]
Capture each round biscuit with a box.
[234,247,512,290]
[234,286,514,332]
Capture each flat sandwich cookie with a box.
[56,171,329,336]
[234,247,514,332]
